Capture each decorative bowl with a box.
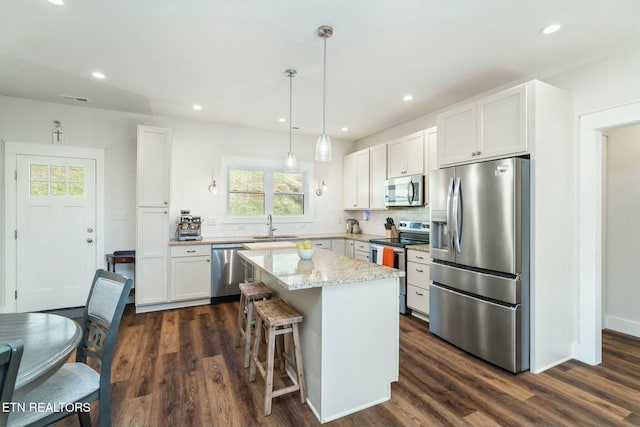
[297,248,314,260]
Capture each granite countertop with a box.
[238,248,405,291]
[169,232,383,246]
[407,244,430,253]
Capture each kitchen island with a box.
[238,247,404,423]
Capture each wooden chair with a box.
[1,340,23,427]
[249,298,306,416]
[9,269,133,427]
[235,281,273,368]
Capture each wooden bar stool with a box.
[236,281,273,368]
[249,298,306,416]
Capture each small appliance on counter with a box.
[346,218,360,234]
[175,210,202,241]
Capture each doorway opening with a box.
[576,101,640,365]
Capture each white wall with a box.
[604,124,640,336]
[0,95,353,310]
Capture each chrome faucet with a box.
[267,213,276,237]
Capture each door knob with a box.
[87,238,94,243]
[87,227,93,233]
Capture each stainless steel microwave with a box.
[385,174,425,207]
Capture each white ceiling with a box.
[2,0,640,141]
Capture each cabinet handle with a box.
[207,259,210,262]
[415,291,424,296]
[187,250,196,253]
[416,269,424,273]
[416,256,424,260]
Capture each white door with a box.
[16,155,97,311]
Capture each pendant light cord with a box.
[322,35,327,134]
[289,72,293,151]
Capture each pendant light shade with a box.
[315,25,333,162]
[284,69,297,172]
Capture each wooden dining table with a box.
[0,312,82,399]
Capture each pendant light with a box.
[315,25,333,162]
[284,69,297,172]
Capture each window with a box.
[228,168,306,216]
[29,164,85,197]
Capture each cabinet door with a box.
[137,126,171,207]
[355,150,370,209]
[369,144,387,209]
[387,138,408,178]
[345,240,355,258]
[437,103,477,166]
[343,153,358,209]
[405,132,424,175]
[424,127,437,205]
[331,239,346,255]
[478,84,528,159]
[135,208,169,305]
[407,284,430,315]
[170,255,211,301]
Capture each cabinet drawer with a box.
[170,245,210,257]
[354,250,369,262]
[407,284,429,315]
[354,241,369,252]
[407,250,430,264]
[311,240,331,249]
[407,261,429,289]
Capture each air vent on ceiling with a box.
[59,94,90,102]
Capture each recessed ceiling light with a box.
[403,94,413,102]
[192,104,203,111]
[541,24,562,35]
[278,117,287,123]
[48,0,64,5]
[341,127,349,132]
[91,71,106,79]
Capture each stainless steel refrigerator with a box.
[429,157,530,373]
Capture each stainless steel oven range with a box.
[369,220,430,314]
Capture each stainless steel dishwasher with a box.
[211,243,252,298]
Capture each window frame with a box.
[227,166,309,219]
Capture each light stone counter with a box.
[238,248,404,291]
[239,247,400,423]
[169,232,382,246]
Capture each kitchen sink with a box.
[252,235,299,240]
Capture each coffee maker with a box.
[175,210,202,241]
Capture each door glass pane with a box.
[30,182,48,196]
[51,182,67,196]
[69,182,85,196]
[30,164,49,180]
[69,167,85,182]
[50,166,67,181]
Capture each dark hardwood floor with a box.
[53,301,640,426]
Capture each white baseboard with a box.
[604,315,640,338]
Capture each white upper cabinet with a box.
[137,125,171,207]
[343,149,370,209]
[438,83,528,167]
[387,131,424,178]
[369,144,388,210]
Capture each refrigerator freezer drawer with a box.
[429,283,529,373]
[431,261,521,304]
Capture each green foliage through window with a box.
[29,164,85,196]
[228,168,305,216]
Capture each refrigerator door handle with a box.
[446,177,454,248]
[452,176,462,253]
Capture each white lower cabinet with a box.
[169,245,211,302]
[331,239,346,255]
[406,249,430,320]
[311,239,332,250]
[354,241,369,261]
[345,239,355,258]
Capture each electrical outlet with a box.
[112,211,127,221]
[207,218,217,226]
